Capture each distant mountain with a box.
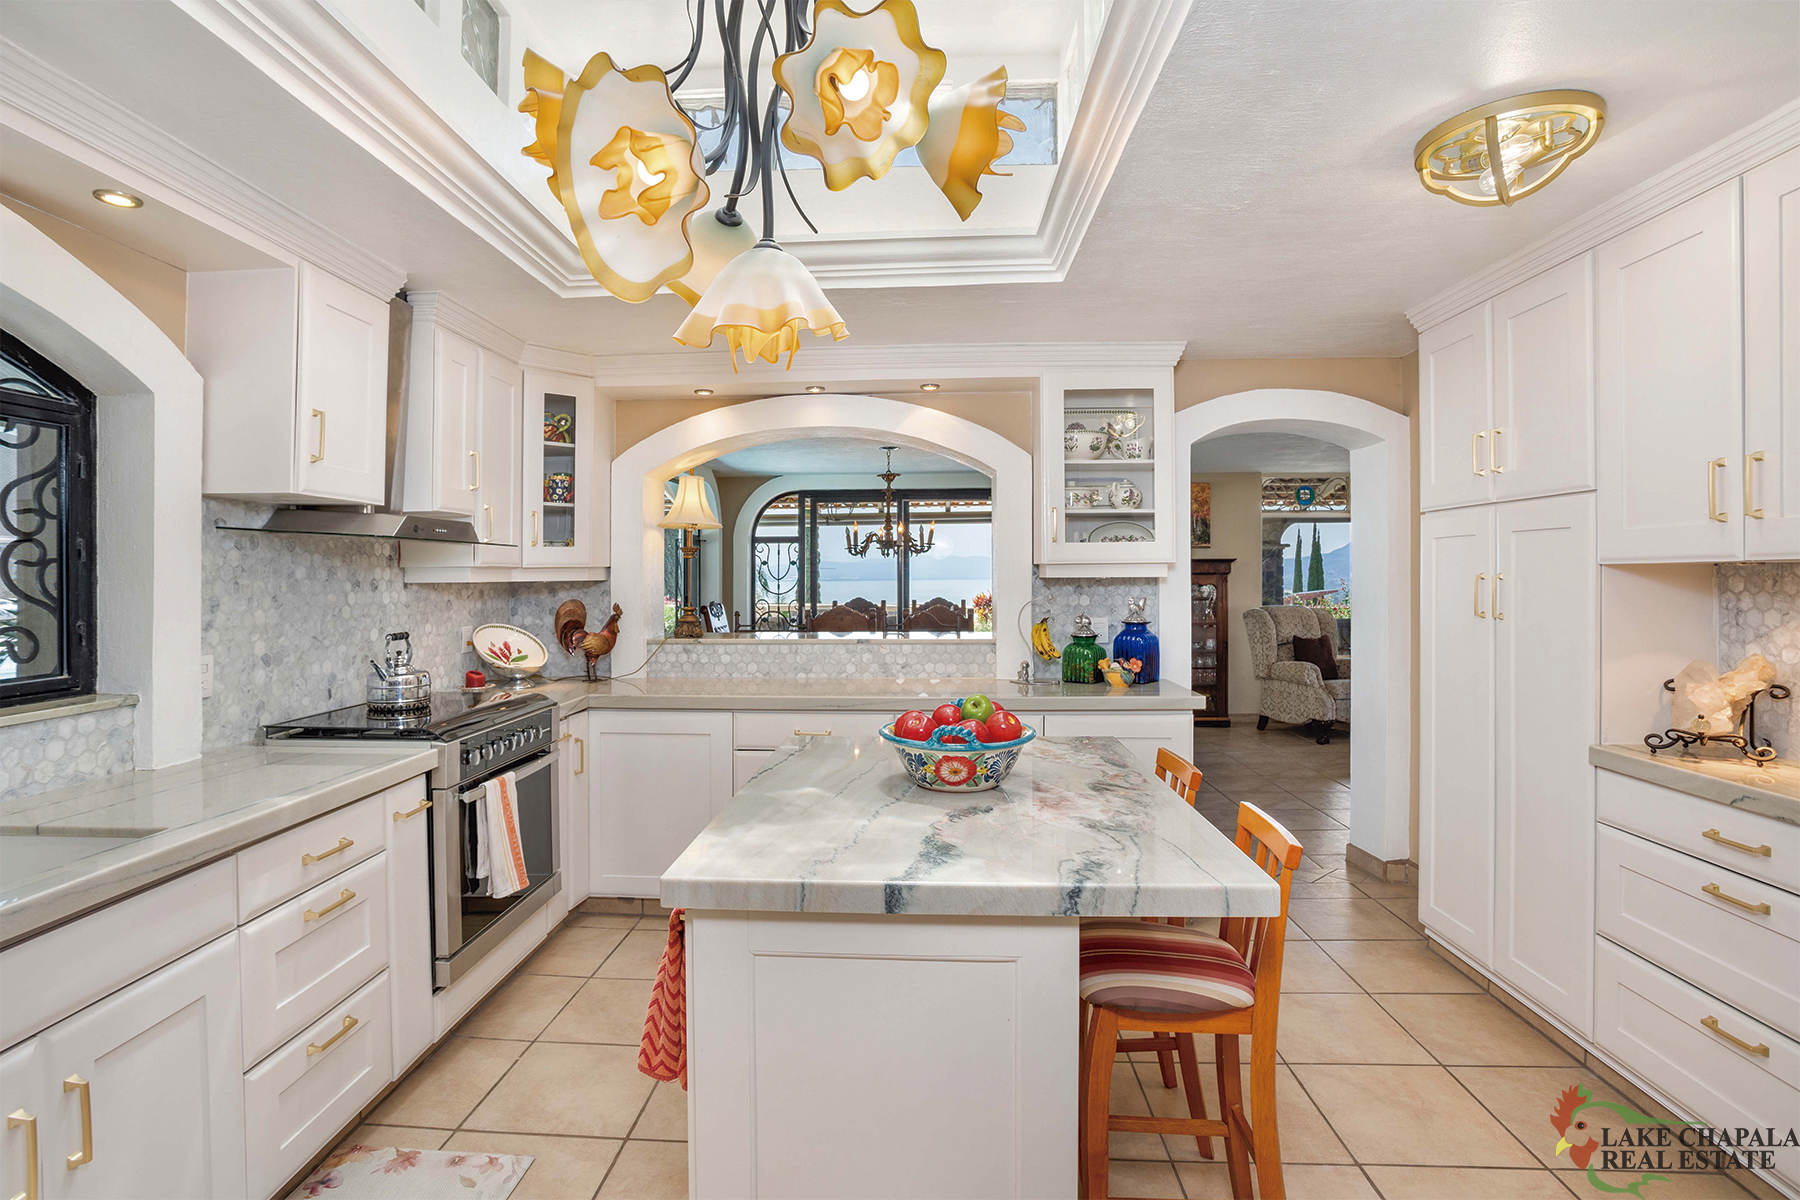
[819,554,992,582]
[1280,543,1350,594]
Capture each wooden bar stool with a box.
[1077,803,1304,1200]
[1153,747,1204,807]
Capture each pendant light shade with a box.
[667,208,759,307]
[916,66,1026,221]
[672,242,848,369]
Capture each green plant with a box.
[663,596,678,636]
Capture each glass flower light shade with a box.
[773,0,946,191]
[916,66,1026,220]
[1414,90,1605,208]
[667,208,758,307]
[672,242,848,370]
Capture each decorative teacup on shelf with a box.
[1109,479,1144,509]
[545,473,574,503]
[1122,437,1147,459]
[1065,486,1092,508]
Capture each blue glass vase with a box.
[1112,620,1159,685]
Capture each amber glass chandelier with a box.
[1414,90,1605,208]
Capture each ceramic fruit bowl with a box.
[471,623,548,681]
[879,719,1037,792]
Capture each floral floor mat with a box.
[287,1145,534,1200]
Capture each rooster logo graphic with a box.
[1551,1084,1694,1196]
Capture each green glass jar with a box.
[1061,614,1106,684]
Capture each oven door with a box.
[430,747,560,988]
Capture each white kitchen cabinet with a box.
[1745,146,1800,560]
[590,710,733,898]
[385,787,434,1078]
[473,351,522,566]
[1035,367,1176,578]
[1,1039,43,1200]
[1040,710,1190,775]
[40,932,246,1200]
[523,370,611,571]
[191,262,391,505]
[1596,179,1745,562]
[558,717,591,912]
[1419,303,1494,512]
[1491,257,1595,503]
[400,315,479,518]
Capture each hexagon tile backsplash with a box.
[0,703,136,801]
[1717,562,1800,760]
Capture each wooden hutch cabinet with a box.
[1190,558,1233,726]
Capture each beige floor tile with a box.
[1288,898,1421,941]
[1289,876,1366,899]
[1362,1166,1576,1198]
[1379,895,1426,933]
[540,976,656,1045]
[1378,994,1577,1066]
[1102,1159,1184,1198]
[369,1037,529,1128]
[1273,993,1433,1064]
[457,973,584,1040]
[441,1131,622,1200]
[1449,1065,1649,1171]
[1279,941,1361,992]
[1176,1161,1378,1198]
[1344,871,1418,899]
[598,1140,688,1199]
[569,914,641,930]
[632,1080,688,1141]
[1298,829,1353,857]
[336,1124,453,1152]
[523,925,630,976]
[1291,1064,1540,1167]
[1316,940,1484,994]
[1136,1060,1353,1166]
[580,897,643,915]
[1104,1051,1170,1161]
[1252,806,1349,831]
[465,1042,656,1138]
[595,929,670,979]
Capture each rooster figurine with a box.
[555,600,622,681]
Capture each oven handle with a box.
[459,747,556,802]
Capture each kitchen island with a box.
[663,733,1279,1200]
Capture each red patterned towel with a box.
[638,909,687,1089]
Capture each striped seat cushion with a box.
[1078,919,1256,1014]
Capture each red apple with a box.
[893,710,935,742]
[955,718,988,744]
[932,703,965,728]
[986,711,1024,742]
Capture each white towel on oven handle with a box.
[485,770,530,899]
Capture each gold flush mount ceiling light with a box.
[1414,90,1605,207]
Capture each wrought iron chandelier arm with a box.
[665,0,707,90]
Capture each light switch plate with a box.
[462,626,474,650]
[199,654,214,699]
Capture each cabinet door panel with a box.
[1492,493,1596,1036]
[1493,257,1595,502]
[1746,146,1800,559]
[523,371,598,568]
[42,933,245,1200]
[436,329,480,518]
[386,790,435,1077]
[591,711,733,897]
[1596,180,1744,561]
[294,264,389,505]
[1419,304,1493,511]
[475,352,521,567]
[1,1040,47,1200]
[1420,507,1494,965]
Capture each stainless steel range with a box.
[265,688,560,988]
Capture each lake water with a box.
[814,578,991,606]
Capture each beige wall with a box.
[1189,473,1264,716]
[1176,358,1409,415]
[1,197,187,351]
[614,390,1033,456]
[712,472,775,623]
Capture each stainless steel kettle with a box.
[367,631,432,712]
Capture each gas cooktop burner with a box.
[263,688,554,742]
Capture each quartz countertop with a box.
[532,676,1207,716]
[661,735,1280,918]
[0,742,436,946]
[1590,743,1800,826]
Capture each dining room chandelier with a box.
[845,446,935,558]
[521,0,1024,368]
[1413,90,1606,208]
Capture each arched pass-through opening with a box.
[610,394,1033,676]
[1160,389,1413,867]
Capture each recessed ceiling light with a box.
[805,385,825,393]
[694,388,714,396]
[92,189,144,209]
[919,383,940,391]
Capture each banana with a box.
[1031,619,1061,660]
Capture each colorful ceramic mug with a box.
[545,473,574,503]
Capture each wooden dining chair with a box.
[1154,747,1204,807]
[807,602,880,633]
[1077,802,1304,1200]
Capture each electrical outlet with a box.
[462,626,474,650]
[199,654,214,699]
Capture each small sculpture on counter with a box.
[555,600,623,681]
[1647,654,1790,765]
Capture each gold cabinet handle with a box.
[1746,451,1765,519]
[1701,882,1771,914]
[1702,828,1772,857]
[301,836,353,866]
[1492,571,1505,620]
[310,409,326,463]
[1049,505,1058,543]
[61,1077,90,1170]
[8,1110,38,1200]
[1708,457,1728,521]
[482,504,493,543]
[795,728,832,736]
[393,798,431,822]
[1474,572,1487,619]
[531,511,539,547]
[468,449,480,491]
[306,1014,359,1057]
[1472,430,1487,476]
[1700,1015,1770,1057]
[574,735,585,776]
[304,888,355,922]
[1489,427,1505,473]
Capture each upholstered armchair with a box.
[1242,606,1351,744]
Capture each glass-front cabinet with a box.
[1035,367,1176,576]
[520,368,607,571]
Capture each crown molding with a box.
[407,290,526,361]
[591,341,1188,390]
[0,36,406,300]
[519,344,596,376]
[1406,98,1800,333]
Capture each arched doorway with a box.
[1158,389,1413,868]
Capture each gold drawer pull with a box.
[1746,450,1766,518]
[1489,427,1505,473]
[306,1015,360,1057]
[301,836,353,865]
[575,735,585,776]
[393,798,432,822]
[304,888,355,922]
[8,1109,38,1200]
[1708,457,1728,522]
[1700,1015,1770,1057]
[61,1077,90,1169]
[1701,882,1771,914]
[794,728,832,736]
[1474,572,1487,619]
[1702,828,1772,857]
[310,409,326,463]
[1472,430,1487,476]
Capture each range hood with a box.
[243,295,486,544]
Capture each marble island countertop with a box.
[533,676,1207,715]
[1590,743,1800,825]
[662,735,1280,918]
[0,742,436,946]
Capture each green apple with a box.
[961,693,996,723]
